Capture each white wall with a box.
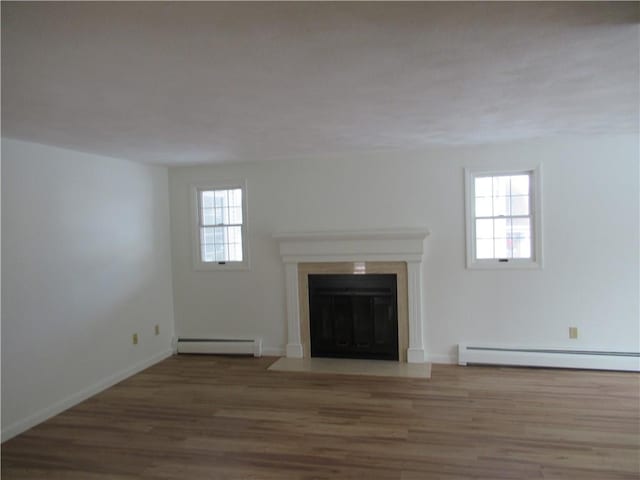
[1,139,175,440]
[169,135,639,362]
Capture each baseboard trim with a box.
[1,348,174,442]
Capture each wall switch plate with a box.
[154,325,160,335]
[132,333,139,345]
[569,327,578,339]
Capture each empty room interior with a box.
[1,2,639,479]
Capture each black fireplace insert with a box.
[308,274,398,361]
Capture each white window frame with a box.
[464,165,543,270]
[190,179,250,271]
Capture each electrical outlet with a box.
[132,333,139,345]
[154,325,160,336]
[569,327,578,339]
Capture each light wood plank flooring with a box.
[2,355,639,479]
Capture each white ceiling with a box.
[2,2,638,166]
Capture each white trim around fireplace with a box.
[274,229,430,364]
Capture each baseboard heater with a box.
[177,338,262,357]
[458,344,640,372]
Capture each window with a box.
[465,166,542,269]
[192,181,248,270]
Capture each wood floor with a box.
[2,355,639,479]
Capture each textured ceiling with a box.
[2,2,638,165]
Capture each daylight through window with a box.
[198,188,244,263]
[474,173,532,260]
[465,167,541,269]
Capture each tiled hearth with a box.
[268,357,431,379]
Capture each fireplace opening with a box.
[308,274,398,361]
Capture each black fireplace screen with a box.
[308,274,398,361]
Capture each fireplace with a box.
[274,229,429,363]
[308,274,398,360]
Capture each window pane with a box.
[494,218,509,238]
[475,197,492,217]
[494,238,509,258]
[510,175,529,196]
[201,191,215,208]
[201,245,215,262]
[215,245,224,262]
[511,195,529,216]
[493,176,510,197]
[511,218,531,259]
[230,206,243,224]
[229,227,243,261]
[230,188,242,207]
[202,208,215,226]
[202,189,243,227]
[476,219,493,239]
[493,196,510,216]
[200,226,243,262]
[201,227,215,245]
[511,217,530,237]
[214,227,225,243]
[475,177,492,197]
[476,239,493,259]
[230,243,243,262]
[214,190,228,208]
[212,208,223,225]
[229,226,241,245]
[512,237,531,259]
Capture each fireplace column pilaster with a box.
[284,262,304,358]
[407,260,426,363]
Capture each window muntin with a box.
[465,167,541,269]
[197,187,245,264]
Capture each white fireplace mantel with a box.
[273,229,430,363]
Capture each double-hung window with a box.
[192,181,248,270]
[465,166,542,269]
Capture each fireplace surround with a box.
[274,229,429,363]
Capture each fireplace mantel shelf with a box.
[274,229,430,264]
[273,228,430,242]
[275,228,429,364]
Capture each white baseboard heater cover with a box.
[458,344,640,372]
[177,338,262,357]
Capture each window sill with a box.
[467,259,542,270]
[194,261,251,271]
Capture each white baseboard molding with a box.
[458,344,640,372]
[1,348,174,442]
